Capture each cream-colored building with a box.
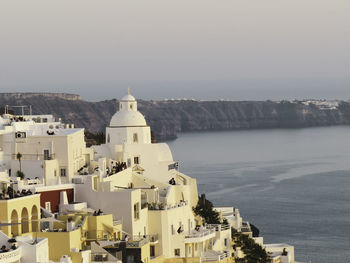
[0,114,93,185]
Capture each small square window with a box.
[134,156,140,164]
[60,168,66,177]
[134,203,140,220]
[174,249,180,257]
[45,202,51,212]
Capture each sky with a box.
[0,0,350,101]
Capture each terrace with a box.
[184,226,216,244]
[0,247,22,263]
[200,250,230,262]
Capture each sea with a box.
[167,126,350,263]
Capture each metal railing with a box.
[185,228,215,239]
[126,236,149,247]
[12,153,55,161]
[200,251,229,262]
[206,224,230,231]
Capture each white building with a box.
[0,231,49,263]
[74,92,231,261]
[0,114,93,185]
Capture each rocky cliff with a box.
[1,93,350,140]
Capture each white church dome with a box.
[120,94,136,101]
[110,110,147,127]
[109,91,147,127]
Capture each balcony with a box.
[0,247,22,263]
[200,251,230,262]
[184,227,216,244]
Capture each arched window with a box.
[11,210,19,236]
[31,206,39,232]
[21,207,29,233]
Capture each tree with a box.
[16,170,25,180]
[232,228,270,263]
[16,152,22,172]
[193,194,221,224]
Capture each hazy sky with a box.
[1,0,350,101]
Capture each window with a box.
[171,225,175,235]
[224,238,228,247]
[54,170,57,177]
[134,203,140,220]
[43,149,50,160]
[45,202,51,212]
[60,168,66,177]
[107,134,110,143]
[127,158,131,167]
[130,104,133,110]
[133,133,138,143]
[134,156,140,165]
[15,132,26,138]
[174,249,180,257]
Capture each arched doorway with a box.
[10,210,19,237]
[31,205,39,232]
[21,207,29,233]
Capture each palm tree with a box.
[16,152,22,171]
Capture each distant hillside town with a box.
[0,92,307,263]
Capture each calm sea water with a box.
[167,127,350,263]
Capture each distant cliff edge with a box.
[1,93,350,140]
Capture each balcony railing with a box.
[0,247,22,263]
[185,228,215,239]
[200,251,230,262]
[206,224,230,231]
[126,236,149,248]
[12,153,55,161]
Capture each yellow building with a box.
[0,194,40,237]
[37,213,123,262]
